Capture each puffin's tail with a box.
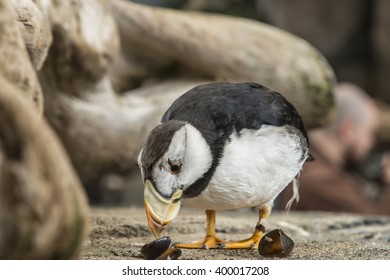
[285,178,300,211]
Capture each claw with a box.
[175,234,226,249]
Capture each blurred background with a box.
[112,0,390,215]
[3,0,390,260]
[3,0,390,212]
[131,0,390,105]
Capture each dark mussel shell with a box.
[141,236,171,260]
[258,229,295,257]
[141,236,181,260]
[158,247,182,260]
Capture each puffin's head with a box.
[137,120,212,237]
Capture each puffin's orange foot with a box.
[220,224,265,250]
[219,236,261,250]
[174,234,226,249]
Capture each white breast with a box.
[182,125,307,210]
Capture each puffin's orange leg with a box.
[220,205,270,250]
[174,210,226,249]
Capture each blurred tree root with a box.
[0,0,88,259]
[0,0,45,114]
[0,76,89,259]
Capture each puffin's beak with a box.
[144,180,182,238]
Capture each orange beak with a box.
[143,180,182,238]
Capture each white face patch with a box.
[179,123,212,189]
[166,126,187,163]
[151,123,212,197]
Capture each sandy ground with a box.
[80,207,390,260]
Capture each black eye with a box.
[168,159,181,174]
[170,164,181,174]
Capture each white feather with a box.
[179,123,213,188]
[286,178,300,211]
[137,149,144,181]
[183,125,307,210]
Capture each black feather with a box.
[162,82,309,198]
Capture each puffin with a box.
[137,82,310,249]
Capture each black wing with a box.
[162,82,309,145]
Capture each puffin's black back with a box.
[162,82,308,143]
[161,82,309,198]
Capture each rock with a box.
[0,75,89,259]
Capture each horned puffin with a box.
[137,82,310,249]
